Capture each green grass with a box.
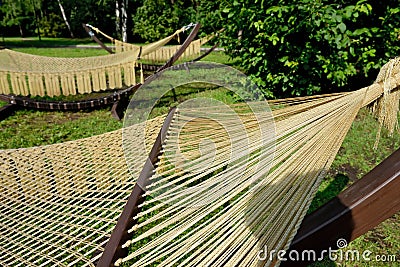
[0,43,398,266]
[1,36,107,47]
[3,36,236,63]
[0,101,7,108]
[309,109,400,212]
[0,109,122,149]
[12,47,108,57]
[199,51,240,66]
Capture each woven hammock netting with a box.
[0,48,140,97]
[0,116,164,266]
[0,59,399,266]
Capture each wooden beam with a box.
[190,43,219,62]
[96,107,177,267]
[0,104,19,120]
[82,23,114,54]
[281,147,400,266]
[156,23,201,73]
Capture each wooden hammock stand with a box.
[0,24,201,121]
[96,107,400,266]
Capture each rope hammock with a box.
[86,24,212,63]
[0,48,141,97]
[0,116,165,266]
[0,58,399,266]
[0,24,201,119]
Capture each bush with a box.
[221,0,400,98]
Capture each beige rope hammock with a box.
[88,24,212,63]
[0,48,141,97]
[0,58,399,266]
[0,116,164,266]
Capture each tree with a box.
[0,0,35,37]
[68,0,115,38]
[194,0,223,36]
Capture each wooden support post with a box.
[110,24,201,118]
[281,147,400,266]
[96,107,176,267]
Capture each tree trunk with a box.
[115,0,121,38]
[19,24,24,38]
[30,0,41,41]
[57,0,74,38]
[121,0,128,42]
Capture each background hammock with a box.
[0,24,201,121]
[86,23,213,64]
[0,59,399,266]
[0,48,141,97]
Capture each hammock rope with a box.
[0,58,399,266]
[114,59,400,266]
[114,90,368,266]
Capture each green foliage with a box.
[132,0,195,42]
[68,0,116,37]
[0,0,117,38]
[221,0,400,98]
[131,0,224,42]
[0,0,37,36]
[37,13,65,37]
[194,1,224,37]
[0,0,223,42]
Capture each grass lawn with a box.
[0,39,398,266]
[12,47,109,57]
[1,36,108,47]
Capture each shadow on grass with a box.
[307,174,350,214]
[306,174,350,267]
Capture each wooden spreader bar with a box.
[96,107,176,267]
[282,147,400,266]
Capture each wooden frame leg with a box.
[281,148,400,266]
